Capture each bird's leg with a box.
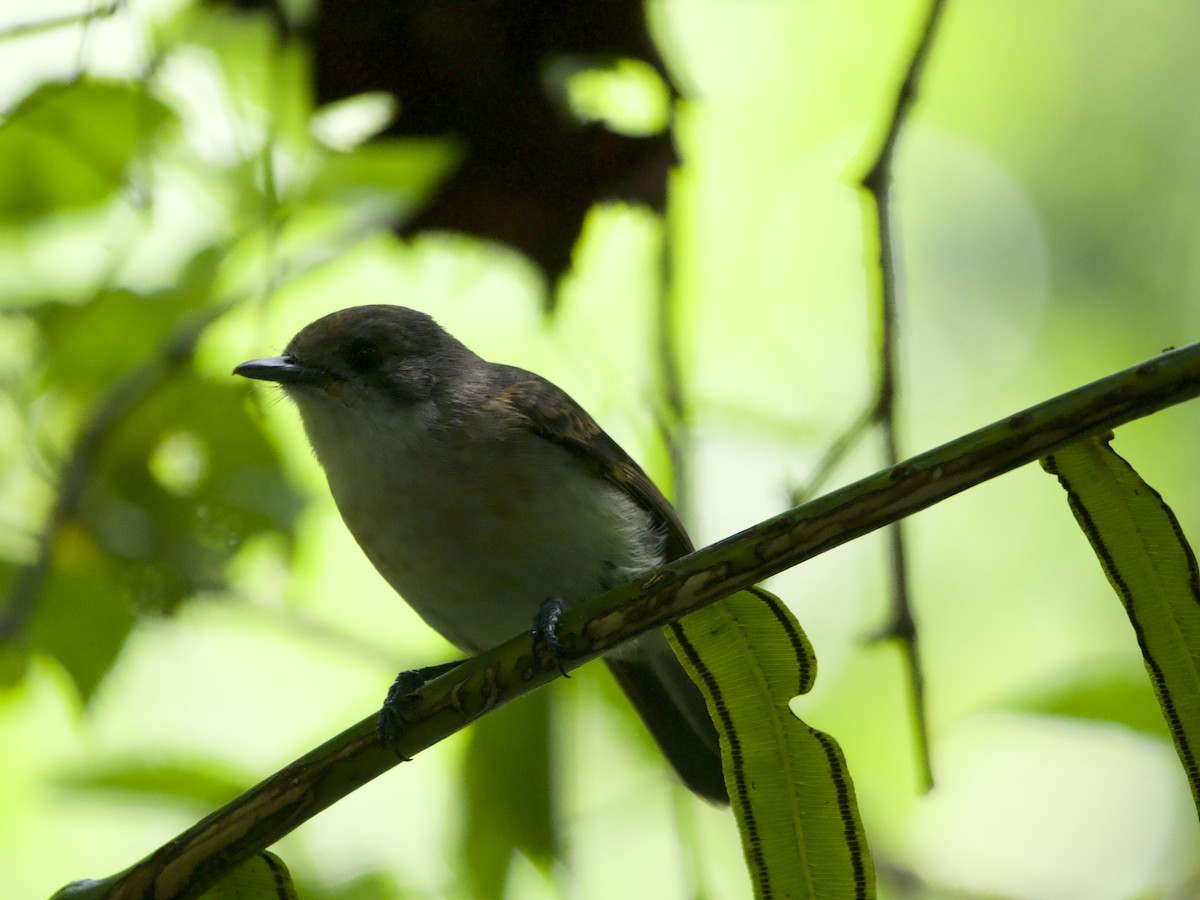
[531,596,587,676]
[377,660,465,751]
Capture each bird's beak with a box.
[233,356,327,386]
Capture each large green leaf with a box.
[461,689,557,898]
[170,5,311,147]
[28,251,220,403]
[58,756,250,809]
[669,589,874,899]
[0,79,172,223]
[303,138,460,212]
[1009,662,1171,739]
[27,534,136,700]
[1043,436,1200,814]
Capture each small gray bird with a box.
[235,305,726,802]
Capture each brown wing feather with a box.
[488,367,727,803]
[489,369,694,560]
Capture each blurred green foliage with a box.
[461,691,557,898]
[4,251,304,699]
[1,0,1199,898]
[0,79,172,223]
[59,756,252,809]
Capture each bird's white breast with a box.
[293,390,663,654]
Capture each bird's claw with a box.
[531,596,578,676]
[377,661,464,755]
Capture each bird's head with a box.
[234,304,478,455]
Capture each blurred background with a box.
[2,1,1199,897]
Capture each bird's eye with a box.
[344,340,384,374]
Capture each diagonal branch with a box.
[73,340,1200,900]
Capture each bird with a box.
[234,304,727,802]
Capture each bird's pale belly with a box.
[327,437,663,654]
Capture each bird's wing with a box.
[487,368,694,561]
[489,368,727,802]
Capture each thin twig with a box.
[84,339,1200,900]
[231,598,403,670]
[790,403,876,505]
[0,2,119,44]
[856,0,949,792]
[655,219,691,523]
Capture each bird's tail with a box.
[605,628,728,804]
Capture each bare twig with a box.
[0,2,119,44]
[790,403,876,505]
[855,0,950,792]
[75,340,1200,900]
[655,220,692,523]
[231,598,403,670]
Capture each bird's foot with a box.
[377,660,464,754]
[531,596,583,676]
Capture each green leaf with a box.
[669,589,874,900]
[1009,662,1171,739]
[26,367,303,700]
[0,79,172,223]
[174,7,312,148]
[1043,436,1200,814]
[58,756,250,808]
[29,251,220,404]
[88,369,301,597]
[304,138,460,211]
[198,852,299,900]
[0,560,28,688]
[28,533,136,700]
[461,689,557,899]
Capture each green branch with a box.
[73,340,1200,900]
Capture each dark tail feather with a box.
[605,630,728,804]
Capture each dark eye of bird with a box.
[344,340,384,374]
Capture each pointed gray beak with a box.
[233,356,327,386]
